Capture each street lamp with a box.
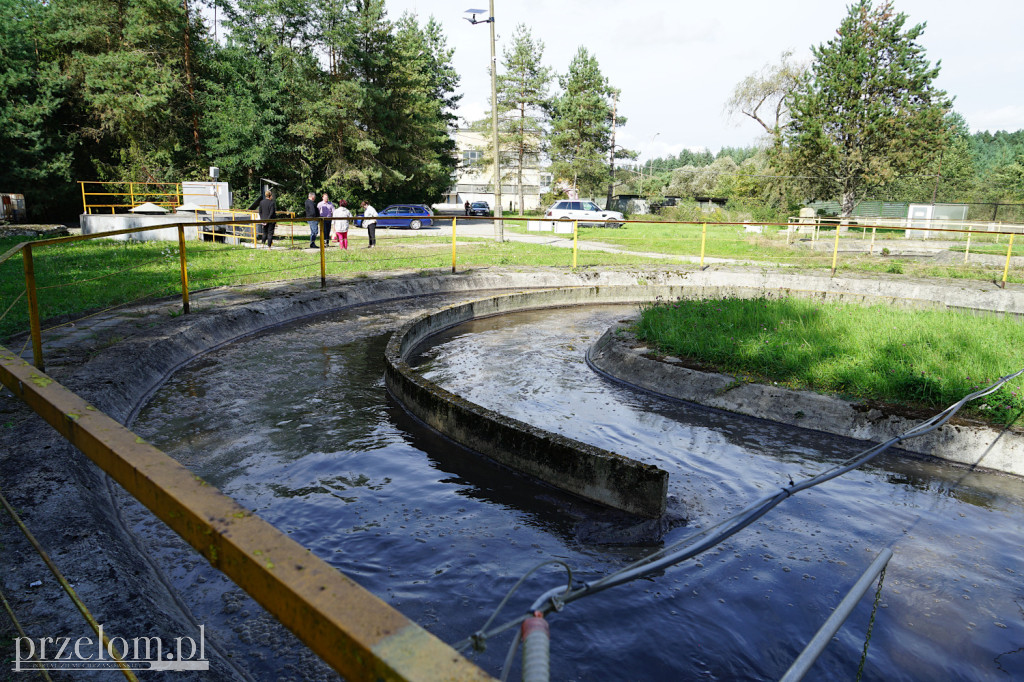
[465,4,503,242]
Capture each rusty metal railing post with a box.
[176,224,190,315]
[1001,233,1014,289]
[700,222,707,268]
[451,217,457,273]
[572,220,579,269]
[830,227,841,276]
[319,217,327,289]
[22,244,44,370]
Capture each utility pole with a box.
[466,4,503,241]
[488,0,503,241]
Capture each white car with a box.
[544,200,625,229]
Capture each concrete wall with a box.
[81,213,200,241]
[384,287,683,518]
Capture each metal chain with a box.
[856,564,888,681]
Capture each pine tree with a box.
[48,0,209,182]
[781,0,952,218]
[548,47,621,198]
[493,24,551,215]
[0,0,72,215]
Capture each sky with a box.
[384,0,1024,162]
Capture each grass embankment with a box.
[634,297,1024,425]
[0,232,672,341]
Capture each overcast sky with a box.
[385,0,1024,161]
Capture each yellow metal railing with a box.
[0,217,495,681]
[79,181,183,214]
[195,209,260,246]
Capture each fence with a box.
[3,214,1024,368]
[0,218,496,680]
[79,181,183,214]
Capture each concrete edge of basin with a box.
[383,286,676,519]
[587,325,1024,478]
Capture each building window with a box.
[462,150,482,167]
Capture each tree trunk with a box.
[606,92,618,209]
[839,189,856,232]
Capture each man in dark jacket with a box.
[304,191,318,248]
[258,190,277,248]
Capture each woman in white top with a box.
[332,200,352,249]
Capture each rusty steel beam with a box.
[0,345,493,682]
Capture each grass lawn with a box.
[0,233,675,340]
[634,297,1024,425]
[503,220,1023,278]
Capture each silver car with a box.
[544,200,624,229]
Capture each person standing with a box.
[332,200,352,250]
[304,191,318,248]
[316,193,334,247]
[361,200,378,248]
[464,200,470,216]
[257,190,277,248]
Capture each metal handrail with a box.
[779,548,893,682]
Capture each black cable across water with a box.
[455,368,1024,655]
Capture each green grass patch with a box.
[634,296,1024,425]
[0,233,679,340]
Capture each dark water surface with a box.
[136,299,1024,681]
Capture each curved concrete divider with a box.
[587,320,1024,478]
[384,286,681,518]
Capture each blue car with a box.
[376,204,434,230]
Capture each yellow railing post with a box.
[1001,233,1014,289]
[964,231,972,263]
[22,244,44,370]
[80,182,88,215]
[451,217,457,274]
[831,226,841,276]
[700,222,707,268]
[129,181,136,208]
[319,218,327,289]
[177,224,190,314]
[572,220,579,269]
[869,226,877,255]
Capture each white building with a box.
[440,129,552,212]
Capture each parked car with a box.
[376,204,434,229]
[545,200,624,228]
[468,201,491,216]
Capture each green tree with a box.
[725,50,806,135]
[331,3,459,206]
[48,0,209,182]
[493,24,551,216]
[548,47,622,198]
[781,0,952,218]
[0,0,72,215]
[206,0,325,204]
[880,112,976,203]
